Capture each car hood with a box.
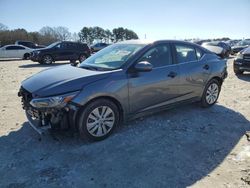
[32,47,50,52]
[22,65,112,97]
[242,47,250,54]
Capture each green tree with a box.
[79,27,92,44]
[112,27,138,42]
[104,29,113,43]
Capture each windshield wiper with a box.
[79,65,99,71]
[79,65,114,71]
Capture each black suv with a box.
[30,41,91,64]
[234,47,250,74]
[15,41,45,49]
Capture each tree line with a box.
[0,23,139,47]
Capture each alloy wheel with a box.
[206,83,219,104]
[43,55,52,64]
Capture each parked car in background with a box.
[19,40,227,141]
[233,46,250,74]
[231,40,250,55]
[30,41,91,64]
[15,41,45,49]
[193,39,211,45]
[90,43,109,53]
[0,44,32,59]
[225,39,241,47]
[202,41,231,58]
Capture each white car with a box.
[0,45,33,59]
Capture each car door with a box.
[174,43,211,100]
[128,43,180,114]
[5,46,19,58]
[16,46,27,58]
[56,43,76,60]
[68,43,78,60]
[53,43,67,60]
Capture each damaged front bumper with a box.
[18,87,79,135]
[25,110,51,135]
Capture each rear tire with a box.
[70,59,77,66]
[79,54,87,63]
[23,53,30,60]
[78,99,120,141]
[201,79,221,108]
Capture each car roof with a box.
[118,39,202,46]
[1,44,29,48]
[61,41,87,45]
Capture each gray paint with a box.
[21,40,227,118]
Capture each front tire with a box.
[42,55,53,64]
[23,53,30,60]
[78,99,120,141]
[201,79,221,108]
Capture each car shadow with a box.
[19,62,70,68]
[0,104,249,187]
[0,58,24,62]
[236,73,250,82]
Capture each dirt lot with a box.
[0,59,250,188]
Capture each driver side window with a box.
[138,44,172,68]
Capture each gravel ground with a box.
[0,59,250,188]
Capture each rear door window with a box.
[175,44,197,63]
[6,46,25,50]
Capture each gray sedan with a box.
[19,40,227,141]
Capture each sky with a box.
[0,0,249,40]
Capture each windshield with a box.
[46,42,60,48]
[79,43,145,70]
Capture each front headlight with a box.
[236,53,243,60]
[30,91,79,108]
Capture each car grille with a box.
[18,87,40,118]
[244,54,250,62]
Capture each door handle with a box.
[203,64,209,70]
[168,71,177,78]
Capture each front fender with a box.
[72,73,129,115]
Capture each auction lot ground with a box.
[0,59,250,188]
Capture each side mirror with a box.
[134,61,153,72]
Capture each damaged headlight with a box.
[30,91,79,108]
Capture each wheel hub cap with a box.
[86,106,115,137]
[206,83,219,104]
